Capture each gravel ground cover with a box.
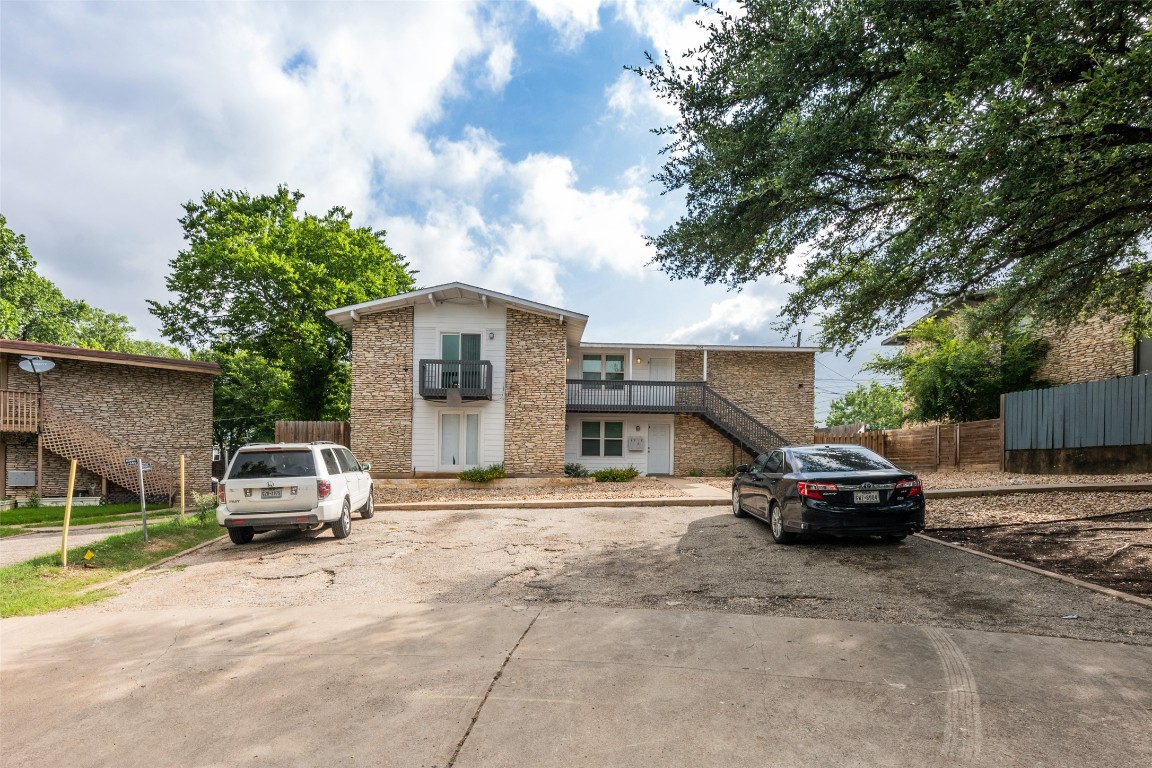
[375,477,686,504]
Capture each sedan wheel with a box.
[769,503,797,545]
[332,499,352,539]
[732,487,748,517]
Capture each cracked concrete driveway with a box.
[3,504,1151,767]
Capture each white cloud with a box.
[664,282,789,344]
[484,40,516,90]
[527,0,603,47]
[605,70,678,122]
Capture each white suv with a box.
[216,442,374,545]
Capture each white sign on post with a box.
[124,458,139,467]
[141,463,152,472]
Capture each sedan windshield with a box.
[229,450,316,479]
[791,446,895,473]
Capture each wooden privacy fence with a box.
[1004,373,1151,450]
[274,420,350,447]
[817,419,1003,471]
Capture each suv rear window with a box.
[791,446,895,472]
[228,450,317,479]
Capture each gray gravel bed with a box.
[86,504,1152,645]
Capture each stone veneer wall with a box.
[504,308,567,474]
[1035,312,1133,385]
[2,356,213,497]
[673,414,755,476]
[350,307,413,473]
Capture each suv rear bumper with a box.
[222,513,321,530]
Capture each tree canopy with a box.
[637,0,1152,349]
[867,318,1048,423]
[149,186,415,420]
[825,381,903,429]
[1,214,183,356]
[208,349,292,455]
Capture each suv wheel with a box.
[361,489,374,519]
[332,499,352,539]
[228,526,255,545]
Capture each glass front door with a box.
[440,413,480,468]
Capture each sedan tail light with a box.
[317,479,332,499]
[217,482,226,503]
[895,478,923,497]
[797,481,838,500]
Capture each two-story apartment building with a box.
[327,283,816,477]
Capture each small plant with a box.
[458,463,506,483]
[190,491,218,526]
[564,463,590,478]
[25,491,41,509]
[687,468,704,477]
[718,463,739,477]
[592,466,640,482]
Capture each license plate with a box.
[261,488,282,499]
[854,490,880,504]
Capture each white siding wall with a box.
[563,413,675,475]
[412,301,507,472]
[570,348,676,381]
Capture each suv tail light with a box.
[798,481,838,500]
[895,478,923,497]
[217,482,226,503]
[317,479,332,499]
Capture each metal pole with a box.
[138,458,148,543]
[179,454,186,522]
[60,459,77,567]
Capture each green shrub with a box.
[718,463,739,477]
[592,466,640,482]
[564,462,590,478]
[458,463,506,483]
[687,468,703,477]
[190,491,218,526]
[25,492,41,509]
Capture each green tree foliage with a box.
[207,349,292,455]
[867,318,1048,423]
[825,382,903,430]
[1,214,184,356]
[636,0,1152,349]
[149,186,415,420]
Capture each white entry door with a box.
[648,424,671,475]
[440,413,479,469]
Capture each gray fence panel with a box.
[1004,374,1152,451]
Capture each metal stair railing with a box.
[39,403,177,499]
[699,386,790,457]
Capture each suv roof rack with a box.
[309,441,339,445]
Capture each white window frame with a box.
[580,420,624,458]
[438,411,481,469]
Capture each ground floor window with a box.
[581,421,623,457]
[441,412,479,467]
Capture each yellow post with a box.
[179,454,186,522]
[60,459,78,568]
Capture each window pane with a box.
[322,449,341,474]
[441,334,460,360]
[792,446,895,472]
[461,334,482,361]
[604,422,623,439]
[604,439,623,457]
[581,439,600,456]
[441,414,461,465]
[337,449,359,473]
[582,355,602,380]
[581,422,600,439]
[605,355,624,381]
[465,414,479,465]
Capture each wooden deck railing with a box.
[1,390,40,432]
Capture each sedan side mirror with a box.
[735,464,750,474]
[361,462,372,472]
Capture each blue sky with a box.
[0,0,897,421]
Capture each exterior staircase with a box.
[39,403,178,500]
[566,379,791,457]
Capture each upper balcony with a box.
[419,360,494,401]
[566,379,707,413]
[1,390,41,432]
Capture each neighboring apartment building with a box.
[0,340,218,502]
[327,283,816,477]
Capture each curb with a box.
[925,482,1152,499]
[915,533,1152,609]
[374,496,729,511]
[77,534,227,595]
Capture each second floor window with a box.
[582,354,625,388]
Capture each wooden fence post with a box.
[934,426,940,471]
[999,394,1006,471]
[954,423,961,468]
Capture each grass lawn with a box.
[0,526,28,538]
[23,509,188,528]
[0,519,223,617]
[0,502,172,527]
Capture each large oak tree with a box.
[149,186,415,420]
[637,0,1151,349]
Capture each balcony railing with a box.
[419,360,493,400]
[1,390,41,432]
[566,379,789,457]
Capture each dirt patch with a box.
[932,509,1152,599]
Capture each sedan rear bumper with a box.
[788,501,925,537]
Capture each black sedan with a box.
[731,444,925,544]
